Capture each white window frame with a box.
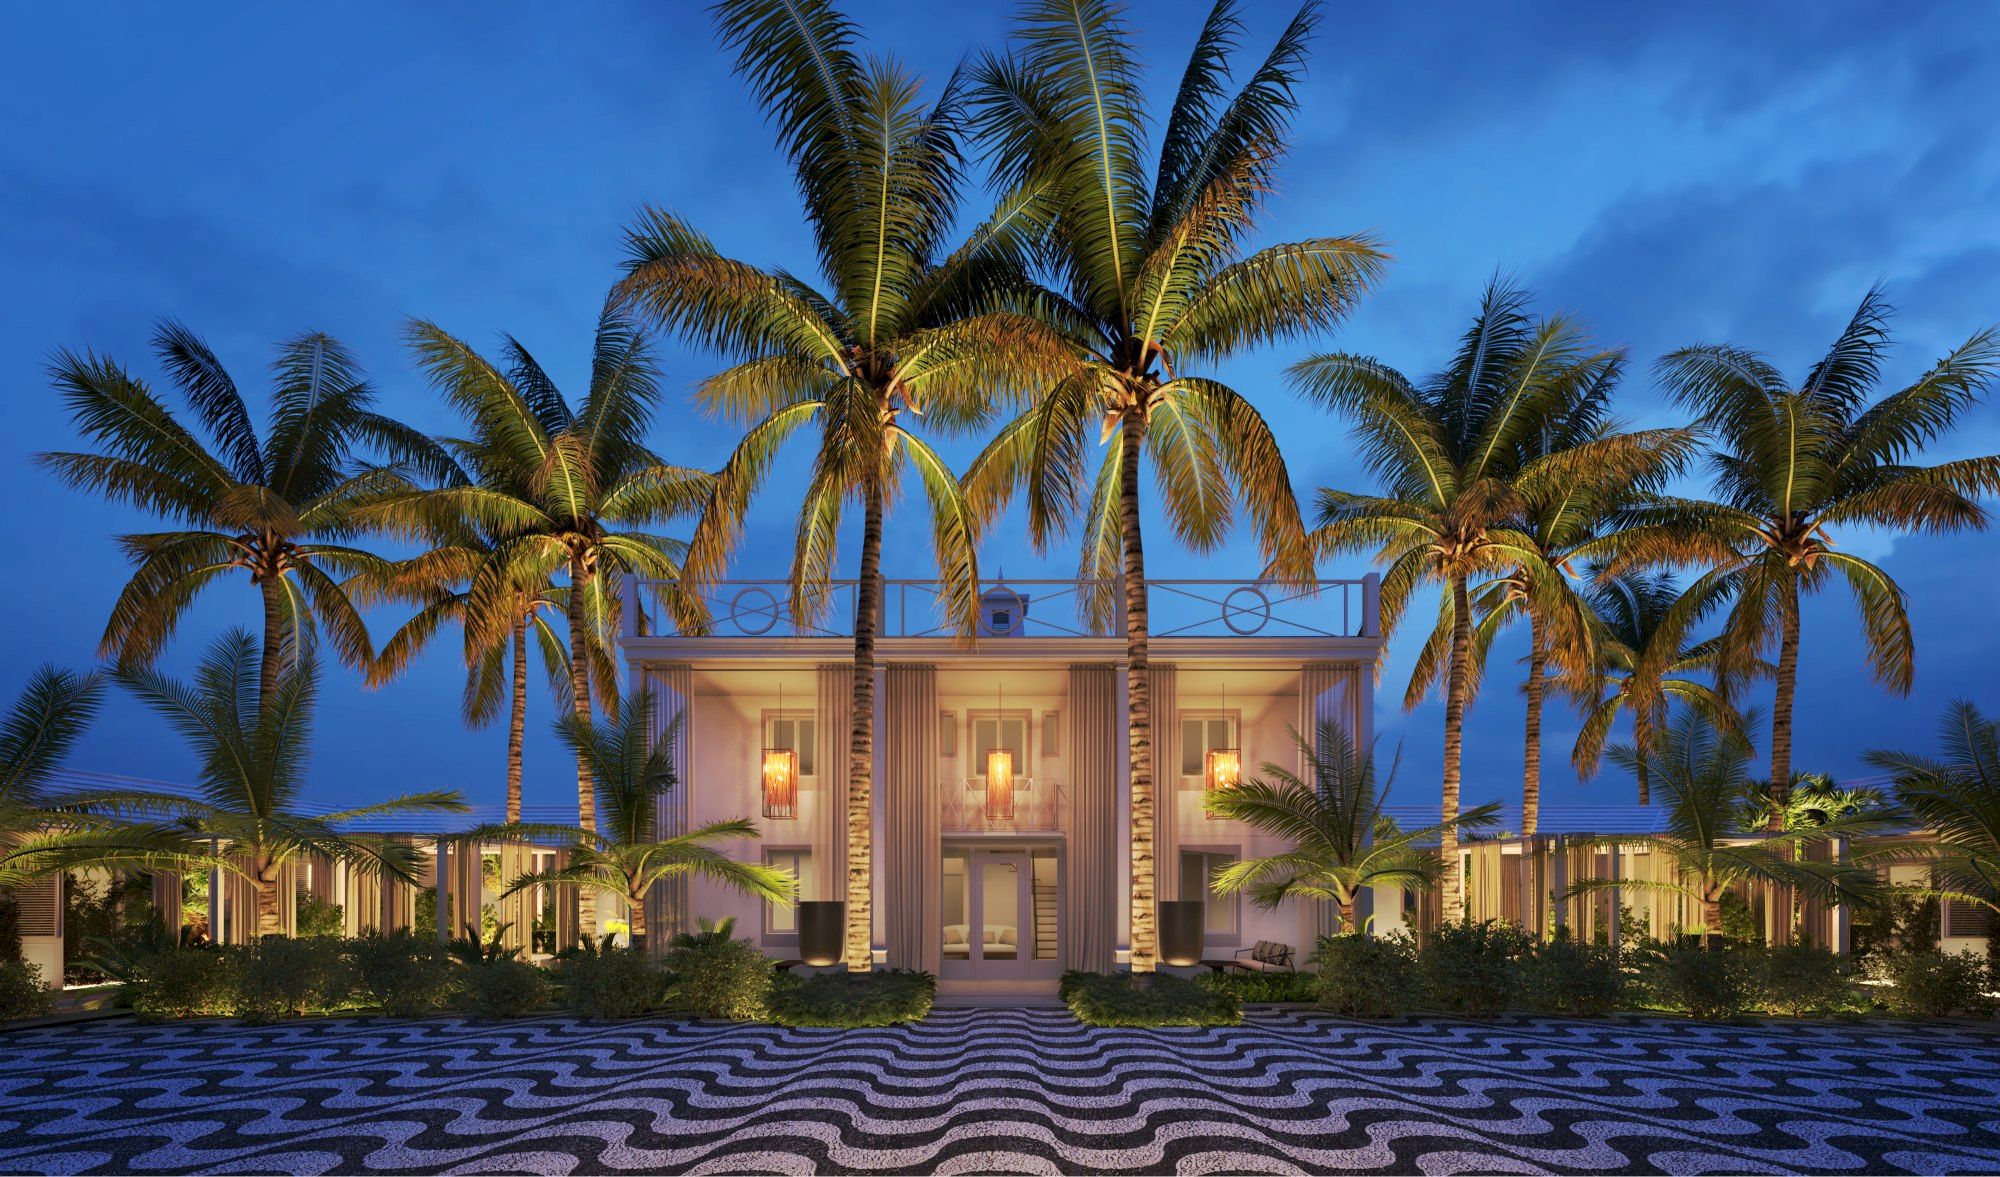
[761,710,818,779]
[1178,711,1240,782]
[1179,846,1241,943]
[967,709,1032,783]
[762,846,813,944]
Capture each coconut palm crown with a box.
[1634,287,2000,823]
[959,0,1387,970]
[1203,720,1501,933]
[38,322,449,709]
[1865,699,2000,920]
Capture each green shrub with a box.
[295,893,345,939]
[1762,944,1865,1017]
[1310,933,1416,1017]
[350,930,459,1016]
[1878,950,1996,1019]
[131,946,240,1020]
[555,944,663,1019]
[1197,969,1316,1004]
[661,919,773,1020]
[767,969,936,1027]
[1638,941,1759,1020]
[1059,970,1240,1027]
[0,959,55,1020]
[236,936,353,1021]
[1417,921,1531,1016]
[1522,931,1623,1015]
[463,959,554,1018]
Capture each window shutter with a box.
[1181,719,1203,776]
[939,711,958,756]
[1944,899,1993,938]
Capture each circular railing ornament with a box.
[729,586,781,636]
[1220,585,1272,635]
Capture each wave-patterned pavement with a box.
[1,1008,1997,1174]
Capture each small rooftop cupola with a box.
[977,574,1031,638]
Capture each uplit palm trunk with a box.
[844,481,885,973]
[567,549,597,937]
[1336,895,1356,935]
[1767,584,1801,831]
[1701,887,1722,949]
[627,892,647,956]
[254,856,283,937]
[258,570,285,716]
[1119,416,1156,974]
[1440,572,1472,923]
[1522,612,1546,838]
[507,607,527,824]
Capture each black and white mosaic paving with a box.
[2,1008,1997,1174]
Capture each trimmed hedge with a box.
[768,969,936,1027]
[1060,970,1241,1027]
[1197,968,1316,1004]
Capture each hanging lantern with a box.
[985,749,1015,820]
[1205,746,1242,791]
[761,748,798,819]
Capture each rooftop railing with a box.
[621,574,1380,641]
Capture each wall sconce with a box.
[985,749,1015,820]
[1205,747,1242,791]
[762,748,798,819]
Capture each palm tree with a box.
[95,630,467,936]
[38,323,447,711]
[483,694,796,955]
[1566,707,1882,947]
[1743,771,1885,943]
[1203,721,1500,932]
[1864,699,2000,926]
[617,0,1058,970]
[1292,282,1638,919]
[368,304,709,935]
[1402,382,1695,835]
[1639,287,2000,823]
[0,667,221,906]
[960,0,1386,970]
[1571,570,1742,805]
[358,537,595,824]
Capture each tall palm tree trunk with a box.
[1119,416,1156,974]
[844,480,885,973]
[258,572,285,715]
[254,858,283,937]
[1522,612,1547,838]
[1768,583,1801,831]
[1634,728,1652,806]
[567,550,597,937]
[1440,572,1473,923]
[507,607,528,824]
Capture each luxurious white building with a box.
[618,573,1384,998]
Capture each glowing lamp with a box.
[761,748,798,819]
[1205,747,1243,791]
[985,749,1015,820]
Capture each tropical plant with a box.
[1401,370,1694,835]
[38,322,447,709]
[368,304,709,932]
[1740,772,1884,944]
[1202,721,1501,931]
[960,0,1386,969]
[1571,570,1741,805]
[1293,281,1636,916]
[617,0,1063,972]
[0,666,217,896]
[1864,699,2000,925]
[1637,287,2000,822]
[1564,708,1883,946]
[480,693,796,954]
[97,630,467,936]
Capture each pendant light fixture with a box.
[762,679,798,820]
[985,681,1014,821]
[1205,679,1242,792]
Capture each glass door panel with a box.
[977,857,1024,978]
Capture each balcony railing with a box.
[942,778,1067,835]
[622,575,1380,641]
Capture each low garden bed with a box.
[1060,970,1242,1026]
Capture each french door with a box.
[942,846,1063,981]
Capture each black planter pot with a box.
[798,900,846,967]
[1158,900,1204,967]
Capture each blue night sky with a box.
[3,1,1997,814]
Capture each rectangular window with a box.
[939,710,958,756]
[971,712,1029,779]
[765,848,812,936]
[765,712,816,777]
[1179,849,1239,938]
[1179,715,1238,778]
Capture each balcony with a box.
[622,575,1380,641]
[942,778,1068,835]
